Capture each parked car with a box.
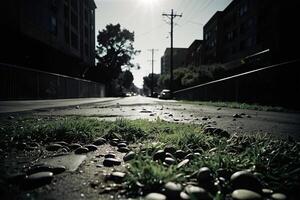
[158,89,171,99]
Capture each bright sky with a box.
[94,0,232,88]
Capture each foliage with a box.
[143,73,161,95]
[119,70,134,89]
[158,64,228,91]
[87,24,139,84]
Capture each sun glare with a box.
[139,0,158,6]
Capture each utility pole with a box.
[162,9,182,95]
[148,49,158,97]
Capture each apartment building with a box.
[0,0,96,77]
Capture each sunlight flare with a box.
[139,0,159,7]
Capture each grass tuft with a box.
[0,116,299,198]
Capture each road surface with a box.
[1,96,300,139]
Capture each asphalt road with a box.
[1,96,300,140]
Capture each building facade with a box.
[161,48,188,75]
[202,0,300,65]
[0,0,96,77]
[185,40,203,67]
[203,11,223,64]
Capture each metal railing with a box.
[173,59,300,109]
[0,63,105,100]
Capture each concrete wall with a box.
[0,63,105,100]
[173,60,300,109]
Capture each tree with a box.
[120,70,134,89]
[93,24,140,83]
[143,73,160,96]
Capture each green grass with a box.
[178,100,287,112]
[0,116,299,198]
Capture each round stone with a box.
[123,151,135,162]
[164,146,176,154]
[153,150,165,161]
[103,158,121,167]
[108,171,126,183]
[185,185,210,200]
[93,138,106,145]
[109,140,118,146]
[185,153,194,160]
[69,143,82,150]
[164,182,182,199]
[145,193,166,200]
[197,167,212,181]
[75,147,89,154]
[165,152,175,159]
[175,150,186,159]
[117,142,127,148]
[271,193,287,200]
[26,164,66,175]
[85,144,98,151]
[104,153,116,158]
[23,171,54,189]
[47,165,66,175]
[232,189,262,200]
[230,171,262,193]
[262,188,273,195]
[180,191,190,199]
[55,141,68,146]
[177,159,189,169]
[233,114,242,118]
[117,147,130,153]
[164,157,176,165]
[46,144,62,151]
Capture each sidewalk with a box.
[0,97,118,113]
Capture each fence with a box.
[0,63,105,100]
[173,60,300,109]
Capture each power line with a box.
[162,9,182,95]
[135,23,165,39]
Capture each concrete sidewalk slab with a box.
[0,97,118,113]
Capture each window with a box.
[49,16,57,35]
[204,31,211,40]
[51,0,57,10]
[240,23,246,34]
[71,11,78,30]
[239,3,248,17]
[84,9,88,22]
[71,0,78,10]
[84,26,88,39]
[85,44,89,56]
[247,18,253,27]
[231,46,237,54]
[64,25,70,44]
[240,40,246,51]
[71,32,78,49]
[246,37,253,48]
[64,4,69,19]
[227,31,233,41]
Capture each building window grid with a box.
[239,3,248,17]
[49,16,57,35]
[71,11,78,30]
[71,31,78,49]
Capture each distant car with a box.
[158,89,171,99]
[152,92,159,98]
